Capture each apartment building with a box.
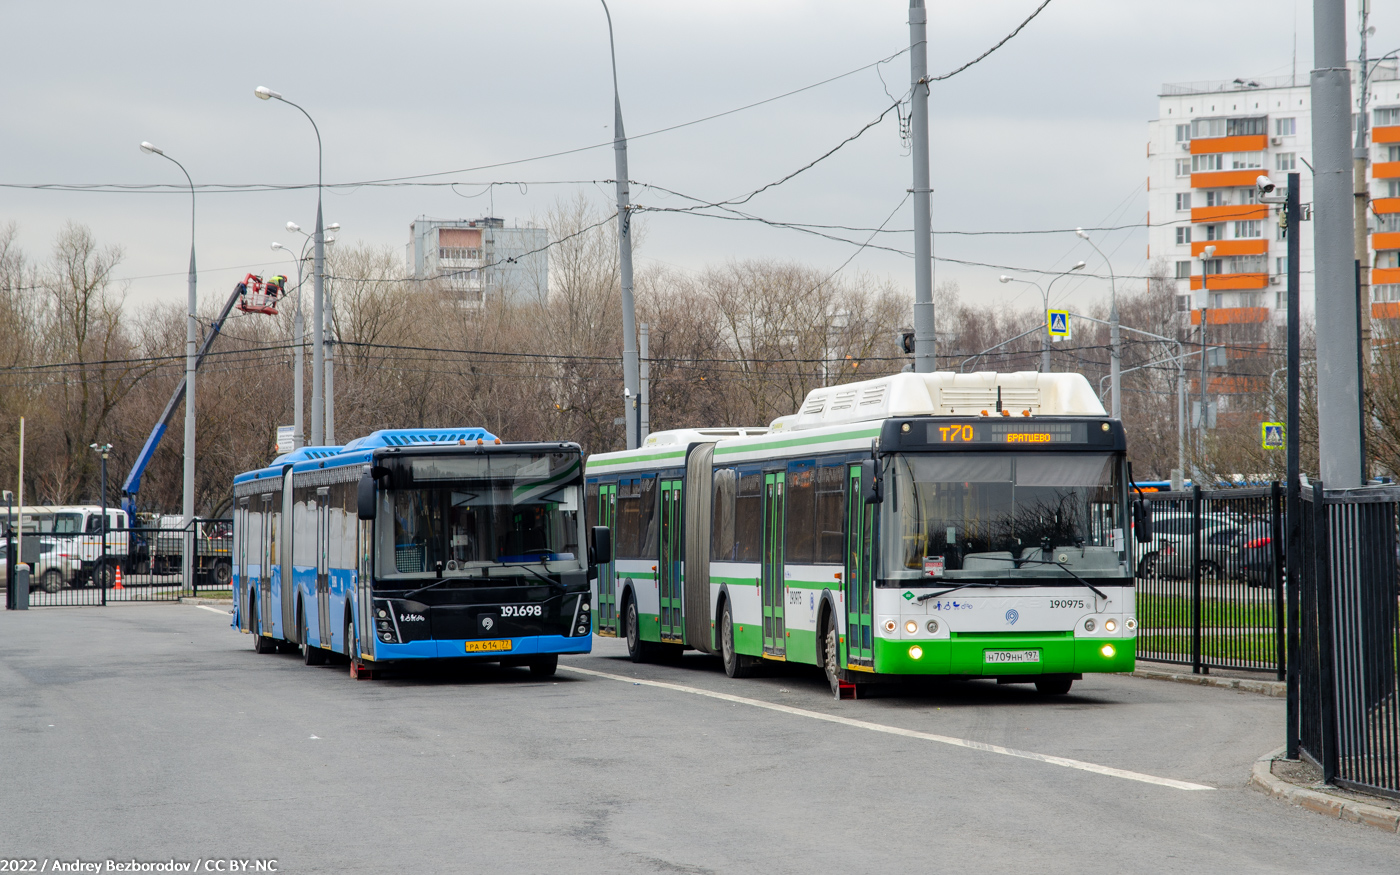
[406,216,548,305]
[1148,63,1400,326]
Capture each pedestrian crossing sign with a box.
[1047,309,1071,341]
[1261,422,1285,450]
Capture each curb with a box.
[1130,666,1285,697]
[1250,747,1400,834]
[179,597,232,608]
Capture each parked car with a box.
[1135,512,1247,580]
[0,535,83,592]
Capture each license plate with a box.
[985,649,1040,664]
[465,639,513,653]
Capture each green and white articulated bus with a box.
[585,371,1143,697]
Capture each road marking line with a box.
[194,605,229,615]
[559,664,1213,792]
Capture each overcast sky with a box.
[3,1,1395,315]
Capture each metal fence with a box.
[5,519,231,608]
[1295,483,1400,800]
[1135,485,1285,677]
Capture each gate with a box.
[1135,484,1285,676]
[1295,483,1400,800]
[5,519,231,608]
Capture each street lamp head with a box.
[1071,260,1086,271]
[1075,227,1089,240]
[998,275,1012,283]
[254,86,281,101]
[139,141,163,156]
[1202,245,1217,258]
[286,221,301,233]
[324,235,336,245]
[326,223,340,232]
[271,242,284,251]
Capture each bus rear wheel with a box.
[529,655,558,677]
[720,601,755,679]
[251,598,275,654]
[625,598,657,664]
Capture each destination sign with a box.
[927,422,1089,444]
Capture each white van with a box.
[14,505,129,587]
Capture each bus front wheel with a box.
[625,597,656,664]
[720,601,756,679]
[529,655,558,677]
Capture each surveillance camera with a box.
[1256,175,1276,195]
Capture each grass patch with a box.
[1137,593,1277,629]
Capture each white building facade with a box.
[1147,65,1400,329]
[407,216,548,306]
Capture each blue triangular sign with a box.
[1050,313,1066,332]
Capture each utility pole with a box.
[1313,0,1364,487]
[1285,170,1303,759]
[639,323,650,443]
[1197,244,1216,470]
[909,0,936,373]
[1076,229,1119,418]
[1355,0,1372,377]
[601,1,641,448]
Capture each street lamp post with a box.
[599,2,642,449]
[256,86,331,446]
[275,221,337,448]
[90,443,111,594]
[1196,244,1217,459]
[139,141,197,590]
[999,261,1086,373]
[1076,229,1119,418]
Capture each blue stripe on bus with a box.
[371,635,591,659]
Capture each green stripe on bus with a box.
[587,450,687,469]
[713,427,881,456]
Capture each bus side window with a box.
[711,468,736,561]
[734,471,762,563]
[816,463,846,564]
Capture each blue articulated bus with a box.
[231,428,600,678]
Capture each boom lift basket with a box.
[235,273,280,316]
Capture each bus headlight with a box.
[1084,618,1096,632]
[1104,619,1117,633]
[883,619,897,633]
[909,645,923,660]
[904,620,918,634]
[926,619,939,633]
[580,601,590,612]
[1101,644,1116,658]
[1126,617,1137,631]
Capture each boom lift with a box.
[120,276,283,524]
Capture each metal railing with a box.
[1135,484,1285,677]
[1295,483,1400,800]
[4,519,230,608]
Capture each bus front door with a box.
[597,484,618,635]
[260,495,274,637]
[658,479,684,644]
[845,464,874,670]
[761,471,786,658]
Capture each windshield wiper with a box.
[1012,557,1109,600]
[496,560,563,589]
[916,581,1017,602]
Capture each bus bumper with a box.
[871,635,1135,676]
[370,634,593,661]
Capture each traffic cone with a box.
[113,565,123,590]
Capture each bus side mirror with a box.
[860,459,882,504]
[589,526,612,570]
[357,473,377,521]
[1132,500,1153,541]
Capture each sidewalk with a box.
[1251,748,1400,835]
[1130,664,1286,697]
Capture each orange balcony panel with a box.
[1209,272,1269,290]
[1189,307,1271,325]
[1190,135,1267,155]
[1191,239,1269,257]
[1375,126,1400,144]
[1374,198,1400,215]
[1372,302,1400,320]
[1191,170,1268,189]
[1190,204,1269,223]
[1374,268,1400,285]
[1375,232,1400,251]
[1376,162,1400,180]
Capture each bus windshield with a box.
[883,452,1124,580]
[377,452,583,580]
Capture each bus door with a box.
[316,487,331,646]
[844,464,875,669]
[761,471,786,658]
[597,484,618,635]
[658,479,684,644]
[237,498,251,632]
[356,517,373,661]
[259,495,274,636]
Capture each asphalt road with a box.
[0,604,1395,874]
